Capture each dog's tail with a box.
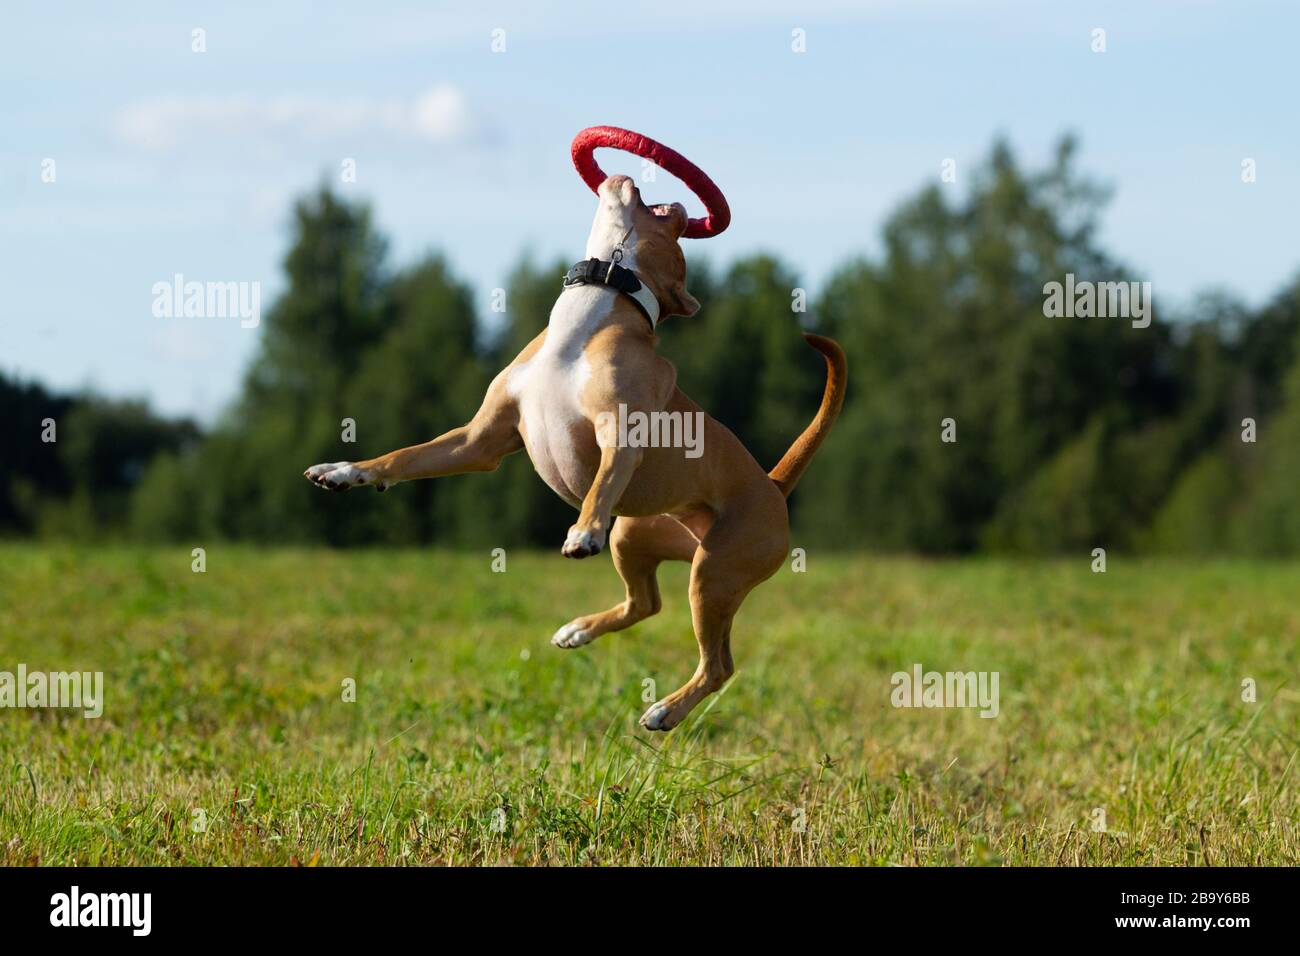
[769,332,848,498]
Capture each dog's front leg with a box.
[305,375,521,491]
[564,356,676,558]
[562,440,643,559]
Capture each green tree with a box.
[800,137,1187,552]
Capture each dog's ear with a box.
[667,283,700,318]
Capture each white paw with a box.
[639,701,674,732]
[550,621,595,649]
[561,526,604,559]
[304,461,387,491]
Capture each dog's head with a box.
[585,174,700,320]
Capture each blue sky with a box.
[2,0,1296,422]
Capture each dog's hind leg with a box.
[639,483,789,731]
[550,514,698,649]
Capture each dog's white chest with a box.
[506,286,612,504]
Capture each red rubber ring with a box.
[571,125,730,239]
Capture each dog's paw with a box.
[304,461,388,491]
[550,621,596,649]
[561,525,604,559]
[638,700,678,732]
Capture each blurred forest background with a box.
[6,137,1300,554]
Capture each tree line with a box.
[5,136,1299,554]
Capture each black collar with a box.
[562,257,660,329]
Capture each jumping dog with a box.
[306,174,846,730]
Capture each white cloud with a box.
[113,84,487,151]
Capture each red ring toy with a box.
[571,125,730,239]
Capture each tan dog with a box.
[305,174,846,731]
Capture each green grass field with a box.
[0,544,1296,866]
